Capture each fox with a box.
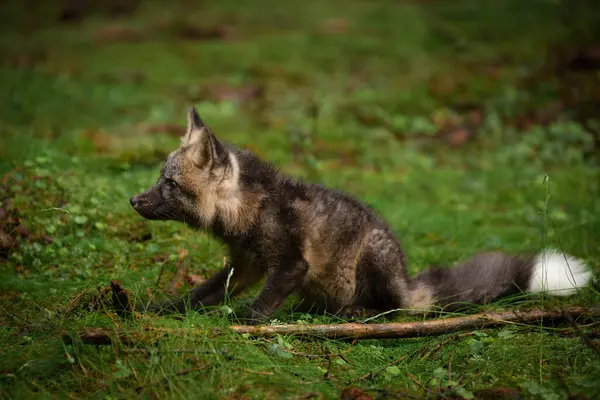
[129,107,593,324]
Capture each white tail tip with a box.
[528,250,592,296]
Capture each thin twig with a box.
[156,263,167,288]
[407,372,438,395]
[323,354,333,379]
[66,288,89,312]
[120,348,227,356]
[282,348,331,359]
[448,352,452,382]
[278,346,347,379]
[231,367,275,376]
[421,332,474,360]
[64,285,112,314]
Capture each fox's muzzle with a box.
[129,187,164,220]
[129,194,147,211]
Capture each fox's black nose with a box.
[130,196,138,208]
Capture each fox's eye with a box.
[166,179,179,190]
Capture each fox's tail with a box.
[408,249,593,312]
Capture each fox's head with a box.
[130,107,256,231]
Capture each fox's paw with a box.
[337,305,380,320]
[235,308,273,325]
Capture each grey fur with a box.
[130,107,546,324]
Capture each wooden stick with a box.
[230,306,599,339]
[63,306,599,345]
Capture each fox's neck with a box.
[205,215,256,247]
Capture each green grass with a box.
[1,0,600,398]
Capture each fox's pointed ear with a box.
[184,107,206,144]
[183,107,226,169]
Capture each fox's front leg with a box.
[187,266,238,308]
[243,260,309,325]
[151,256,264,314]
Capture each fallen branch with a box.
[63,306,599,345]
[231,306,599,340]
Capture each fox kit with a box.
[130,107,592,324]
